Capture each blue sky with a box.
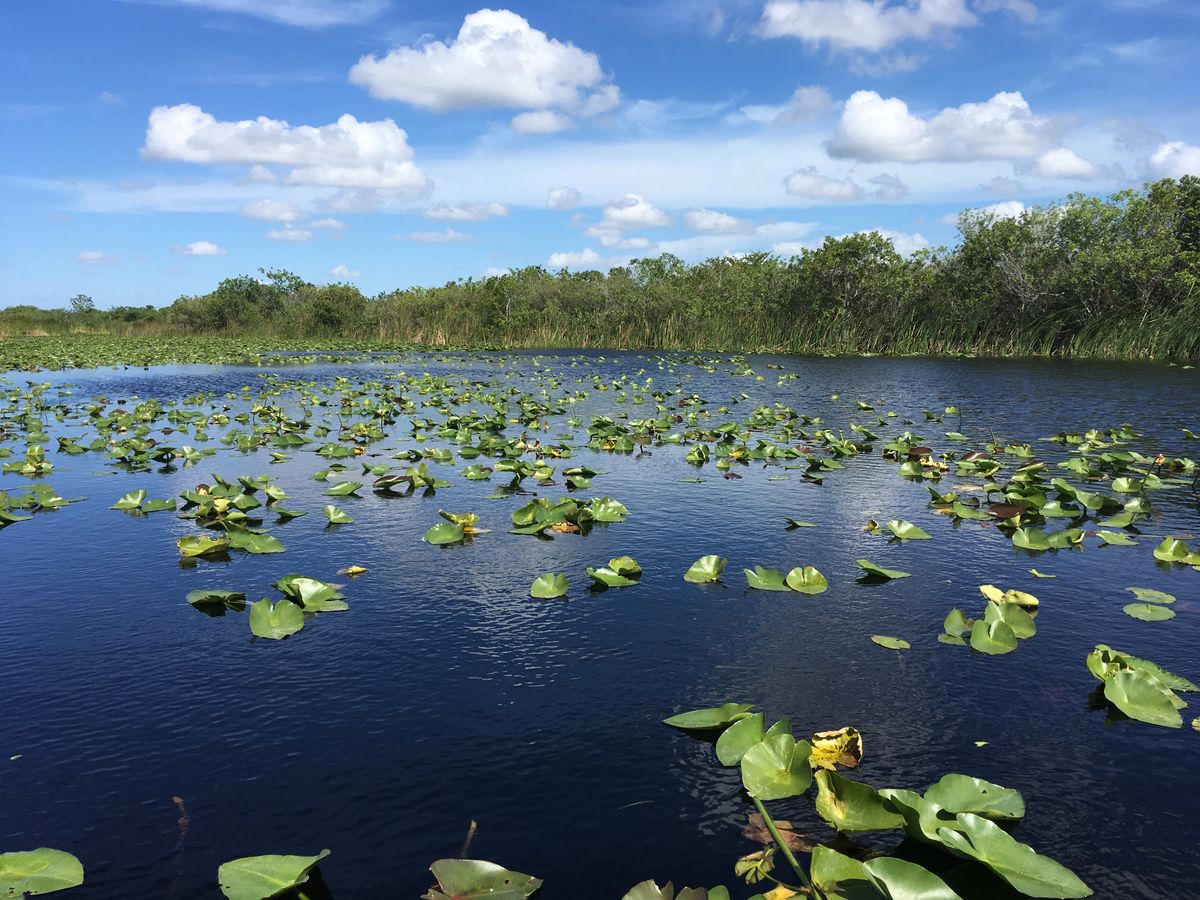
[2,0,1198,308]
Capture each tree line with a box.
[4,177,1198,359]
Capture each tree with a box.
[68,294,95,314]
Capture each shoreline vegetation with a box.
[3,178,1198,366]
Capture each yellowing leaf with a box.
[809,726,863,771]
[764,887,797,900]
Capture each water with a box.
[1,351,1198,899]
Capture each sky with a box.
[2,0,1198,308]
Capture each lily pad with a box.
[886,519,932,540]
[248,598,305,640]
[785,566,828,594]
[663,702,754,731]
[423,522,465,545]
[856,560,911,581]
[1103,668,1184,728]
[1123,603,1176,622]
[970,618,1018,655]
[714,712,765,766]
[0,848,84,896]
[177,534,230,557]
[740,732,813,800]
[870,635,910,650]
[323,504,353,524]
[744,566,789,591]
[684,555,726,584]
[923,774,1025,822]
[936,813,1092,898]
[814,770,904,833]
[1126,588,1176,605]
[530,573,568,599]
[218,849,330,900]
[425,859,542,900]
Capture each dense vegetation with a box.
[5,178,1199,360]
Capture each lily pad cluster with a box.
[1086,644,1197,728]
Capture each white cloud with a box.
[547,248,604,268]
[872,228,929,255]
[584,225,654,249]
[772,241,813,255]
[945,199,1026,224]
[244,164,277,183]
[143,104,430,195]
[175,240,227,256]
[973,0,1038,22]
[598,193,671,229]
[869,172,910,200]
[783,167,863,201]
[97,91,123,106]
[758,0,977,52]
[683,208,753,233]
[330,264,361,279]
[547,186,582,210]
[1032,147,1099,178]
[240,198,304,221]
[78,250,117,265]
[349,9,619,119]
[398,227,472,243]
[656,219,819,259]
[146,0,387,28]
[511,110,575,134]
[982,175,1028,196]
[1147,141,1200,179]
[827,90,1056,162]
[266,226,314,242]
[310,217,347,230]
[734,85,833,126]
[425,201,509,221]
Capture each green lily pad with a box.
[0,848,84,896]
[1103,668,1183,728]
[423,522,465,545]
[1011,527,1052,551]
[1153,537,1191,562]
[663,702,754,731]
[871,635,910,650]
[886,519,932,540]
[714,712,765,766]
[936,813,1092,898]
[324,481,363,496]
[177,534,230,557]
[248,598,305,640]
[1123,603,1176,622]
[227,531,285,554]
[923,774,1025,822]
[744,565,789,591]
[186,589,246,610]
[111,489,146,510]
[1126,588,1176,605]
[1096,531,1137,546]
[740,732,813,800]
[218,849,330,900]
[425,859,542,900]
[814,770,904,833]
[970,618,1018,655]
[323,504,353,524]
[607,556,642,576]
[856,559,911,581]
[786,566,829,594]
[586,566,638,588]
[530,573,568,599]
[684,555,726,584]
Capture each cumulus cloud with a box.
[330,264,361,279]
[310,217,347,230]
[871,228,929,255]
[266,226,314,242]
[547,248,604,268]
[511,110,575,134]
[143,103,430,195]
[154,0,387,28]
[349,9,619,122]
[982,175,1028,197]
[598,193,671,230]
[240,198,304,221]
[1032,147,1099,178]
[758,0,977,52]
[398,227,472,243]
[1146,141,1200,179]
[78,250,117,265]
[783,167,863,201]
[547,186,582,210]
[174,240,227,256]
[734,85,834,126]
[827,90,1056,162]
[425,201,509,221]
[584,226,654,249]
[683,208,754,233]
[868,172,910,200]
[943,199,1026,224]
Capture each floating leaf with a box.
[423,522,465,545]
[323,505,353,524]
[0,848,85,896]
[923,774,1025,822]
[740,733,813,800]
[715,712,765,766]
[785,566,828,595]
[684,555,726,584]
[247,598,304,640]
[227,531,285,555]
[936,813,1092,898]
[324,481,362,496]
[870,635,910,650]
[663,702,754,731]
[1102,668,1184,729]
[814,770,904,833]
[1126,588,1176,605]
[970,618,1017,655]
[424,859,542,900]
[886,519,932,540]
[1123,603,1176,622]
[1011,527,1052,551]
[530,573,568,599]
[856,560,911,581]
[784,519,817,528]
[1096,531,1137,546]
[608,556,642,576]
[111,489,146,510]
[809,726,863,770]
[744,566,789,592]
[186,589,246,610]
[177,534,230,557]
[1153,538,1190,562]
[218,850,330,900]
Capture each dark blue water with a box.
[1,352,1198,899]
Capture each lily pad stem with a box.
[751,796,821,898]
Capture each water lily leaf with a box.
[870,635,909,650]
[247,598,304,640]
[923,774,1025,822]
[740,733,813,800]
[815,770,903,833]
[425,859,541,900]
[684,555,726,584]
[886,519,931,540]
[979,584,1039,608]
[878,789,960,845]
[227,531,285,554]
[1123,603,1176,622]
[786,566,828,594]
[1103,668,1183,728]
[1029,569,1056,578]
[1086,645,1198,692]
[715,712,765,766]
[936,813,1092,898]
[608,556,642,576]
[324,481,362,496]
[621,881,727,900]
[942,608,969,638]
[186,589,246,610]
[1011,528,1052,551]
[983,601,1036,639]
[142,498,176,513]
[423,522,465,545]
[177,534,230,557]
[663,702,753,731]
[810,726,863,771]
[111,489,146,510]
[323,505,353,524]
[530,573,568,599]
[784,518,817,528]
[283,577,348,612]
[856,560,910,581]
[1153,537,1190,562]
[218,849,330,900]
[1096,531,1137,546]
[745,566,789,591]
[970,618,1017,655]
[952,501,990,520]
[1126,588,1175,605]
[587,566,638,588]
[0,848,84,896]
[863,856,963,900]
